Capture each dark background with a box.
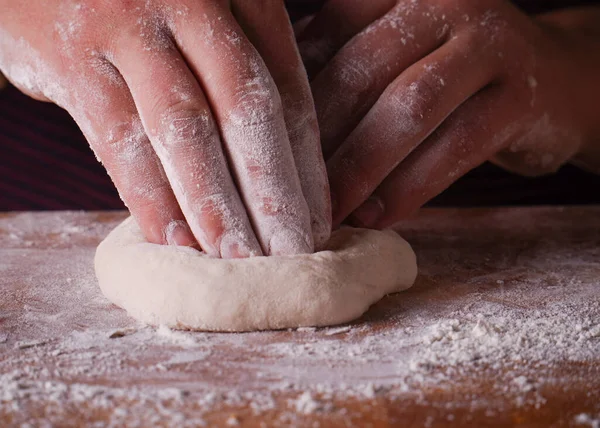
[1,0,599,211]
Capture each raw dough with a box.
[95,217,417,332]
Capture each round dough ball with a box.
[95,217,417,332]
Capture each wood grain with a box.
[1,207,599,427]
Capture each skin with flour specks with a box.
[0,0,331,258]
[297,0,600,229]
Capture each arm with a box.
[538,6,600,173]
[0,0,331,256]
[296,0,600,229]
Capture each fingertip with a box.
[165,220,196,247]
[142,222,166,245]
[133,213,173,246]
[219,232,263,259]
[269,230,313,256]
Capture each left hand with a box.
[0,0,331,257]
[297,0,600,228]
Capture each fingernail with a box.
[220,233,262,259]
[165,221,195,247]
[269,230,313,256]
[350,197,384,228]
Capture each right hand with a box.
[296,0,600,229]
[0,0,331,257]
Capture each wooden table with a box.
[1,207,599,427]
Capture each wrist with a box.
[537,7,600,172]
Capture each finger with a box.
[69,63,196,247]
[293,14,314,38]
[297,0,396,79]
[351,86,515,229]
[327,36,499,226]
[110,31,263,258]
[170,4,314,255]
[311,4,448,158]
[232,0,332,248]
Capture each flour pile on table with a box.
[1,211,599,426]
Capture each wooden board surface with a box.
[1,207,599,427]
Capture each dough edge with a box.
[95,217,417,332]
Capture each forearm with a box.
[537,6,600,173]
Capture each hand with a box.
[296,0,600,228]
[0,0,331,257]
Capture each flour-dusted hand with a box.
[297,0,600,228]
[0,0,331,257]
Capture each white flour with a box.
[1,210,599,426]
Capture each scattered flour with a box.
[576,413,600,428]
[1,209,599,425]
[292,391,323,415]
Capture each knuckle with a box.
[389,76,440,125]
[194,191,232,215]
[469,7,519,48]
[496,141,577,176]
[408,74,438,103]
[155,97,201,123]
[280,83,318,134]
[155,101,217,150]
[333,58,374,99]
[104,119,140,147]
[95,118,150,162]
[230,104,282,134]
[228,72,283,127]
[457,26,487,55]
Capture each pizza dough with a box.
[95,217,417,332]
